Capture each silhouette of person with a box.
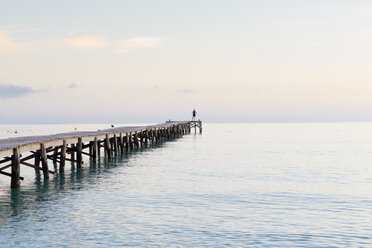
[192,109,197,121]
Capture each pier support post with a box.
[60,140,66,173]
[119,134,124,153]
[134,132,139,149]
[53,147,58,163]
[104,134,112,159]
[150,129,154,143]
[77,138,83,168]
[113,135,119,156]
[145,130,149,145]
[92,137,97,163]
[125,133,130,151]
[11,148,21,188]
[34,150,41,174]
[40,143,49,179]
[89,141,93,156]
[71,144,75,162]
[97,141,101,156]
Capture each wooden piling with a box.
[92,137,97,163]
[134,132,139,149]
[60,140,66,173]
[40,143,49,179]
[113,135,119,156]
[53,147,58,163]
[71,144,75,162]
[34,150,41,173]
[97,140,101,156]
[104,134,112,159]
[11,148,20,188]
[125,133,130,151]
[119,134,124,153]
[77,138,83,168]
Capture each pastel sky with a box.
[1,0,372,123]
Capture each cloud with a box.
[67,83,78,89]
[65,36,106,48]
[115,37,167,53]
[0,29,20,53]
[176,89,193,94]
[0,84,38,98]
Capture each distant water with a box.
[0,123,371,247]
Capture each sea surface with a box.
[0,123,371,247]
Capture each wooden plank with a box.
[0,157,11,164]
[0,171,24,180]
[20,161,55,174]
[81,151,92,157]
[0,164,11,172]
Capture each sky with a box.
[1,0,372,123]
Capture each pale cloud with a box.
[0,84,38,98]
[67,83,78,89]
[65,36,106,48]
[114,37,167,53]
[0,29,20,53]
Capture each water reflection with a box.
[0,141,170,223]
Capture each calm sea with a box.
[0,123,371,247]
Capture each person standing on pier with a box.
[192,109,197,121]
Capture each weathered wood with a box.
[60,140,66,173]
[0,163,11,172]
[53,146,59,163]
[88,141,93,156]
[81,151,92,157]
[92,137,97,163]
[1,171,24,180]
[11,148,21,188]
[144,130,149,146]
[0,157,12,164]
[20,161,55,174]
[0,121,200,186]
[118,134,123,153]
[40,143,49,179]
[134,132,139,149]
[113,135,119,156]
[126,133,131,150]
[97,139,101,156]
[34,150,40,173]
[76,138,83,168]
[71,144,75,161]
[150,129,154,143]
[104,134,112,159]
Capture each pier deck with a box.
[0,120,202,188]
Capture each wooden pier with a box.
[0,121,202,188]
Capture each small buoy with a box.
[15,130,18,134]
